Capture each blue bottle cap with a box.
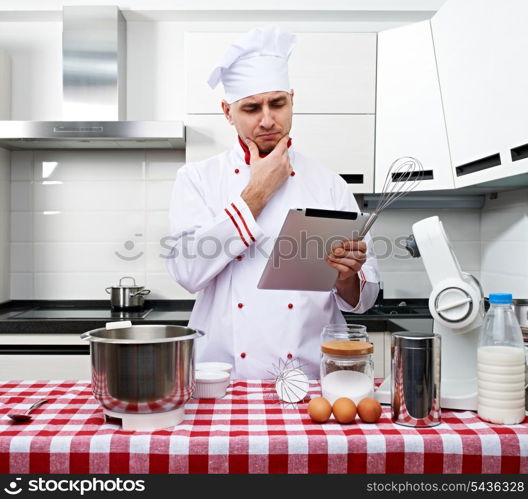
[488,293,513,304]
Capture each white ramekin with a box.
[193,371,231,399]
[195,362,233,375]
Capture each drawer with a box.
[0,354,90,381]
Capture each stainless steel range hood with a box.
[0,6,185,150]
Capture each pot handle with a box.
[119,276,137,286]
[130,288,151,298]
[80,332,90,341]
[105,287,112,294]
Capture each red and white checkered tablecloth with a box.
[0,380,526,474]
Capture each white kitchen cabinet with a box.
[0,49,10,119]
[431,0,528,188]
[184,32,376,114]
[0,355,91,381]
[185,114,374,193]
[0,334,91,380]
[293,115,374,193]
[376,20,454,192]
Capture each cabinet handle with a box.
[511,142,528,162]
[0,345,89,355]
[455,153,501,176]
[391,170,434,182]
[340,174,364,184]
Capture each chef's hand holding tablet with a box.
[327,239,367,282]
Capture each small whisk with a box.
[266,357,310,406]
[360,156,425,237]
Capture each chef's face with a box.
[222,90,294,154]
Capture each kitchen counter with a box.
[0,299,433,381]
[0,299,433,335]
[0,379,526,474]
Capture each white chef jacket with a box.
[166,140,379,379]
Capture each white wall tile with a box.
[10,151,34,181]
[371,209,481,242]
[450,241,481,271]
[481,271,528,299]
[479,188,528,298]
[34,272,147,300]
[372,208,481,284]
[146,210,170,243]
[145,150,184,180]
[10,181,32,211]
[10,243,33,272]
[481,208,527,242]
[375,243,425,272]
[380,271,432,299]
[33,150,146,181]
[10,273,33,299]
[33,181,146,211]
[481,241,528,278]
[146,242,169,272]
[33,211,145,243]
[10,212,33,242]
[145,272,195,300]
[146,181,174,210]
[33,242,146,273]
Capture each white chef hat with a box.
[207,25,296,104]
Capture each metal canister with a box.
[512,299,528,328]
[391,331,441,427]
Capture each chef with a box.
[167,25,379,379]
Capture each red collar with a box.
[238,136,292,166]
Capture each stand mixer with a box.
[375,216,484,410]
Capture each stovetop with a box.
[10,307,153,319]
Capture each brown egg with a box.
[332,397,357,424]
[357,397,382,423]
[307,397,332,423]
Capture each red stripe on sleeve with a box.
[225,208,249,247]
[360,269,366,291]
[231,202,256,242]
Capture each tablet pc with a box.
[257,208,370,292]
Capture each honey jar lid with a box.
[321,340,373,356]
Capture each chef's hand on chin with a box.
[241,134,292,218]
[326,239,367,282]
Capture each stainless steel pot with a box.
[81,325,204,414]
[513,299,528,328]
[105,276,151,310]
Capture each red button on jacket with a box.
[238,303,244,309]
[240,352,246,358]
[234,168,240,174]
[288,303,294,309]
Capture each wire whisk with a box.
[266,357,310,406]
[360,156,425,237]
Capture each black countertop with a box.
[0,299,432,335]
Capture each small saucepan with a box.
[105,276,151,311]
